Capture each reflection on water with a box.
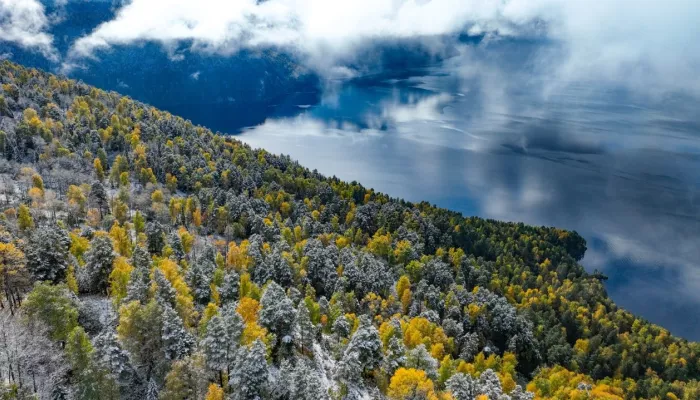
[238,47,700,339]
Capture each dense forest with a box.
[0,60,697,400]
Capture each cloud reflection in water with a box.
[239,47,700,339]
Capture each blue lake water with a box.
[2,3,700,339]
[237,56,700,340]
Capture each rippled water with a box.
[237,51,700,339]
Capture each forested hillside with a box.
[0,60,698,400]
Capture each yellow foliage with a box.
[239,273,261,300]
[367,231,392,258]
[387,368,438,400]
[402,317,452,353]
[237,297,260,324]
[396,275,412,313]
[157,258,196,326]
[110,222,133,257]
[28,187,44,202]
[335,236,350,249]
[527,366,624,400]
[241,321,270,346]
[69,232,90,264]
[199,303,219,333]
[66,265,79,294]
[192,208,202,227]
[109,256,134,304]
[205,384,225,400]
[178,227,194,254]
[393,240,414,265]
[18,204,34,231]
[227,241,252,272]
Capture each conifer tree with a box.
[338,315,382,382]
[26,225,70,282]
[125,246,151,303]
[83,235,115,294]
[229,340,269,400]
[296,300,315,353]
[259,281,296,347]
[145,378,159,400]
[202,306,243,384]
[161,304,194,361]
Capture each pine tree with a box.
[153,268,177,308]
[93,330,138,396]
[332,315,351,338]
[26,225,70,282]
[83,235,116,294]
[161,303,194,361]
[145,378,159,400]
[283,359,328,400]
[90,181,108,217]
[338,315,382,382]
[186,257,215,305]
[229,340,269,400]
[476,369,505,399]
[202,305,243,383]
[251,248,292,287]
[125,246,151,303]
[146,222,165,255]
[446,373,476,400]
[405,344,438,379]
[510,385,535,400]
[168,232,185,261]
[50,384,70,400]
[296,300,315,353]
[259,281,296,347]
[219,269,240,304]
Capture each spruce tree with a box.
[259,281,296,347]
[83,235,115,294]
[296,301,315,353]
[229,340,269,400]
[153,268,177,308]
[169,232,185,260]
[338,315,382,382]
[90,181,108,217]
[26,225,70,282]
[445,373,476,400]
[145,378,159,400]
[202,306,243,384]
[186,257,215,305]
[125,246,151,303]
[219,270,240,304]
[146,222,165,255]
[161,304,194,361]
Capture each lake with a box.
[236,47,700,340]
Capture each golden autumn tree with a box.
[388,368,438,400]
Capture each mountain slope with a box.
[0,60,698,399]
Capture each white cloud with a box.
[64,0,537,61]
[66,0,700,94]
[0,0,57,60]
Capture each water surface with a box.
[238,50,700,339]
